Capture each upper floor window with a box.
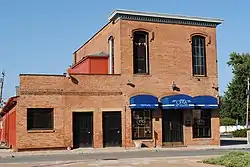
[192,35,206,76]
[133,31,149,74]
[108,36,114,74]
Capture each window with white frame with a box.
[133,31,149,74]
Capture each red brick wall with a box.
[183,109,220,146]
[16,18,220,150]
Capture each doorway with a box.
[73,112,93,148]
[102,111,122,147]
[162,110,184,147]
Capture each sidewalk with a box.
[0,142,249,159]
[0,156,222,167]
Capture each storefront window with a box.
[193,109,211,138]
[132,109,152,139]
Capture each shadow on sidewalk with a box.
[220,139,247,146]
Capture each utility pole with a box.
[0,70,5,108]
[246,77,250,129]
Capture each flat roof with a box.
[109,9,223,27]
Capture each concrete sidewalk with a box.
[0,156,221,167]
[0,143,249,159]
[0,137,248,158]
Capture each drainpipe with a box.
[124,104,126,150]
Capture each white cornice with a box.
[108,9,223,26]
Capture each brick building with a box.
[2,10,223,151]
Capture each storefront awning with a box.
[160,94,194,109]
[193,96,218,109]
[129,95,159,109]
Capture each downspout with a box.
[124,104,127,149]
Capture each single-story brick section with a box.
[0,9,223,151]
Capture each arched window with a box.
[192,35,206,76]
[108,36,114,74]
[133,31,149,74]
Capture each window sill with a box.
[192,137,213,141]
[193,75,207,77]
[133,139,154,142]
[27,130,55,133]
[133,74,152,77]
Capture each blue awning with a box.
[193,96,218,109]
[129,95,159,109]
[160,94,194,109]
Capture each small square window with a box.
[27,108,54,130]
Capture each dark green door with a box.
[103,112,122,147]
[73,112,93,148]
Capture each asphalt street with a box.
[0,148,249,164]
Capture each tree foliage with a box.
[220,117,235,126]
[221,52,250,125]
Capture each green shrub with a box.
[232,128,250,137]
[203,151,250,167]
[220,117,236,126]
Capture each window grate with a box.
[132,109,152,139]
[192,109,211,138]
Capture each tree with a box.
[220,117,235,126]
[220,117,236,132]
[221,52,250,125]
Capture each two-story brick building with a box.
[3,9,223,151]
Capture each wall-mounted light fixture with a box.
[172,81,180,91]
[63,72,71,79]
[63,73,79,84]
[212,83,219,91]
[127,80,135,88]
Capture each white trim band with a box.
[109,9,223,24]
[129,104,159,107]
